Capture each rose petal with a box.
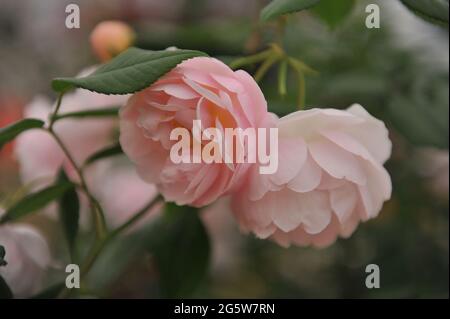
[309,137,367,185]
[330,184,357,224]
[288,153,322,192]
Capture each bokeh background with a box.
[0,0,448,298]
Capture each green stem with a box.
[229,49,272,69]
[89,197,108,240]
[287,57,311,110]
[109,194,163,239]
[48,93,64,131]
[297,71,306,110]
[287,57,318,76]
[48,131,107,237]
[278,59,288,96]
[254,55,279,82]
[59,195,163,298]
[83,194,163,275]
[46,96,108,240]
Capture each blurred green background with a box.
[0,0,448,298]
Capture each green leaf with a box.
[58,171,79,257]
[84,143,123,166]
[52,107,119,121]
[260,0,321,22]
[0,182,74,223]
[148,203,210,298]
[388,95,449,149]
[52,47,208,94]
[0,119,45,149]
[31,282,65,299]
[387,74,449,149]
[312,0,355,28]
[0,245,6,267]
[0,276,13,299]
[400,0,449,26]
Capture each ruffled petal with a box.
[288,153,322,192]
[309,137,367,185]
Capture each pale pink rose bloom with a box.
[232,104,392,248]
[120,57,275,207]
[15,67,130,224]
[0,209,51,297]
[15,67,129,186]
[92,161,161,230]
[14,96,65,185]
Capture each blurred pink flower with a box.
[14,95,65,185]
[415,147,449,199]
[15,67,133,226]
[92,161,161,230]
[232,104,392,248]
[15,67,129,186]
[120,57,275,207]
[201,198,243,272]
[0,208,51,298]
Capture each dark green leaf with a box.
[260,0,321,22]
[84,143,123,166]
[388,95,449,149]
[0,182,74,223]
[58,171,79,256]
[31,282,65,299]
[387,73,449,149]
[52,47,208,94]
[87,222,157,291]
[53,107,119,121]
[0,276,13,299]
[400,0,449,26]
[0,119,45,149]
[0,245,6,267]
[148,203,210,298]
[312,0,355,28]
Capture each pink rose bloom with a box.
[16,67,129,186]
[0,209,51,297]
[120,57,275,207]
[232,104,392,248]
[92,161,161,230]
[15,67,130,224]
[14,95,65,185]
